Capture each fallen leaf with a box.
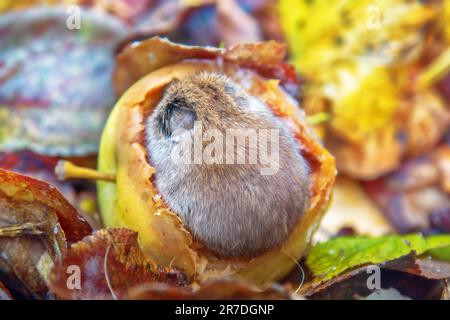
[301,262,448,299]
[307,234,450,282]
[299,265,369,297]
[363,144,450,233]
[402,90,450,158]
[0,168,92,298]
[428,245,450,262]
[279,0,435,75]
[114,36,220,96]
[385,254,450,280]
[0,150,101,228]
[301,233,450,297]
[280,0,449,180]
[0,150,78,204]
[0,7,126,156]
[0,169,92,242]
[128,278,293,300]
[114,36,300,98]
[49,228,189,300]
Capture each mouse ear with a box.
[159,98,197,137]
[169,106,197,137]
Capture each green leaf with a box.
[427,246,450,262]
[307,234,450,281]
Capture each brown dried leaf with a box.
[223,40,285,66]
[363,144,450,233]
[0,151,78,205]
[114,37,221,96]
[128,278,292,300]
[299,265,369,297]
[326,126,404,181]
[0,150,100,226]
[49,228,189,300]
[301,253,450,298]
[114,36,300,97]
[324,86,449,181]
[0,168,92,299]
[402,90,450,158]
[385,254,450,280]
[0,169,92,242]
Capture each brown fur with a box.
[146,72,311,258]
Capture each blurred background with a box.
[0,0,449,239]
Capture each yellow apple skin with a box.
[97,61,335,285]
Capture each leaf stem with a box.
[55,160,116,183]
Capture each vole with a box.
[146,72,311,258]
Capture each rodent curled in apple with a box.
[146,72,311,258]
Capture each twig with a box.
[0,222,44,237]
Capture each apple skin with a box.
[97,60,335,286]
